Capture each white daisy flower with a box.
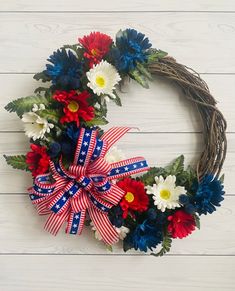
[91,222,129,241]
[22,112,54,141]
[115,226,130,240]
[90,222,103,241]
[104,146,126,164]
[86,60,121,98]
[146,175,187,212]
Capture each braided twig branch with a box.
[148,57,227,180]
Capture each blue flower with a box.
[45,49,83,90]
[48,125,80,159]
[194,174,225,215]
[111,29,152,72]
[124,220,163,252]
[66,124,80,144]
[108,205,124,228]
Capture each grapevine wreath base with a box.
[4,29,226,255]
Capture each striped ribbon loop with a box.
[29,127,149,245]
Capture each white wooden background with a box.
[0,1,235,290]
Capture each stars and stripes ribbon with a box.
[29,127,149,245]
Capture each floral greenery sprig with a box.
[4,29,225,255]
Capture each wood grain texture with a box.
[0,255,234,291]
[0,13,235,73]
[1,74,234,132]
[1,132,234,194]
[1,0,235,12]
[0,194,234,255]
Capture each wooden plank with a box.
[0,255,234,291]
[0,74,233,132]
[0,13,235,73]
[1,0,235,12]
[0,194,234,255]
[0,132,234,194]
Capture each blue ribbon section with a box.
[109,160,148,177]
[50,183,80,213]
[90,138,104,162]
[88,193,110,212]
[50,191,70,213]
[96,180,111,192]
[37,175,50,182]
[76,128,93,166]
[30,193,43,202]
[54,163,70,178]
[69,212,81,235]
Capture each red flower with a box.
[117,178,149,218]
[79,31,113,67]
[167,210,196,239]
[26,144,50,177]
[53,90,95,126]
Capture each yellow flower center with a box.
[96,76,105,88]
[67,101,79,112]
[91,49,98,56]
[160,189,171,200]
[124,192,135,203]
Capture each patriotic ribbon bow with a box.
[29,127,149,245]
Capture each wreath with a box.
[4,29,227,255]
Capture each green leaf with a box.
[123,238,134,252]
[62,45,84,61]
[84,117,108,127]
[151,232,172,257]
[147,49,168,64]
[129,69,149,89]
[176,166,196,190]
[34,71,51,83]
[219,174,225,183]
[110,91,122,106]
[194,214,200,229]
[4,155,29,172]
[165,155,184,176]
[136,62,153,80]
[5,95,50,117]
[140,167,166,186]
[106,245,113,252]
[38,109,60,124]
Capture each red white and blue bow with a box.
[29,127,149,245]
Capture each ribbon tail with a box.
[108,157,149,180]
[44,209,70,235]
[35,198,52,215]
[100,127,131,155]
[88,207,119,245]
[66,210,86,235]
